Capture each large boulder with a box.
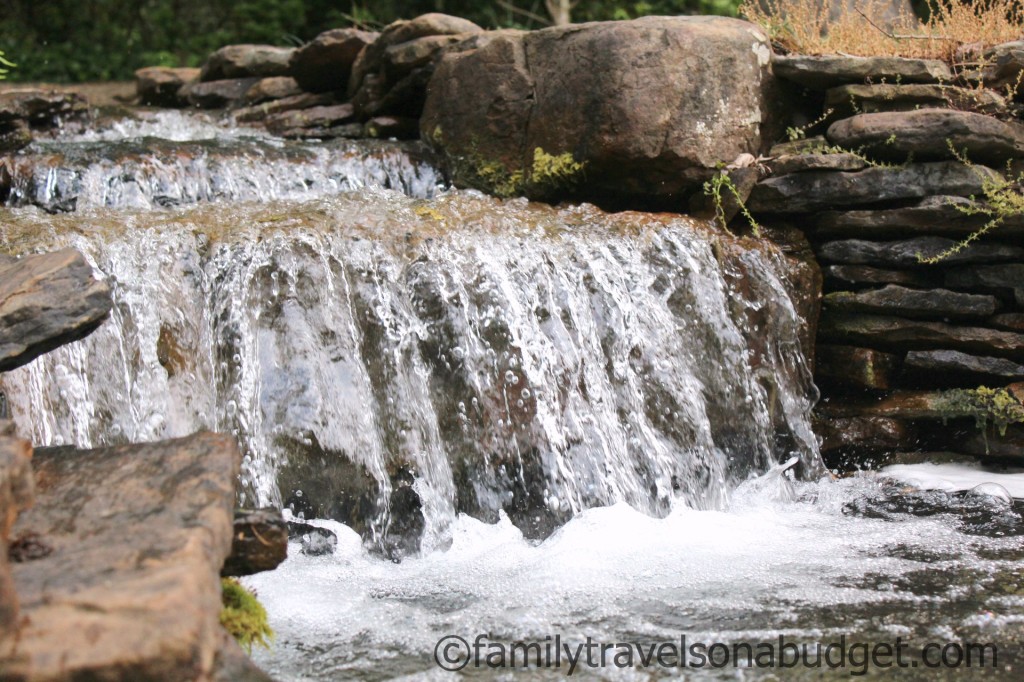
[0,249,112,372]
[288,28,378,93]
[0,433,241,680]
[200,44,294,82]
[421,16,776,204]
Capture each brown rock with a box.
[813,195,1024,240]
[0,433,240,681]
[819,313,1024,360]
[221,508,288,577]
[814,413,915,455]
[423,16,774,202]
[242,76,303,105]
[903,349,1024,386]
[288,28,378,93]
[817,237,1024,267]
[749,162,999,214]
[0,426,33,634]
[232,92,335,124]
[815,345,899,389]
[135,67,200,107]
[988,312,1024,332]
[265,103,356,135]
[0,89,89,128]
[823,264,939,289]
[200,44,294,82]
[825,84,1007,118]
[823,284,999,319]
[826,109,1024,165]
[365,115,419,140]
[772,54,952,89]
[770,152,868,175]
[945,264,1024,302]
[0,249,113,372]
[980,41,1024,92]
[384,34,462,81]
[0,119,31,154]
[183,78,260,109]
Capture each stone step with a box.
[749,161,998,214]
[1,432,242,681]
[823,285,999,320]
[819,313,1024,360]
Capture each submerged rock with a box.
[1,432,240,681]
[422,16,774,204]
[0,249,112,372]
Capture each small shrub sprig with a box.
[703,170,762,236]
[0,51,15,80]
[917,141,1024,264]
[220,578,274,654]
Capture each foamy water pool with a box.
[248,467,1024,680]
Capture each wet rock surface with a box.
[0,249,113,372]
[221,508,288,577]
[0,432,240,681]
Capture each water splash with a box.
[0,187,820,554]
[1,137,442,212]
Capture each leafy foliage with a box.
[0,50,14,80]
[0,0,743,82]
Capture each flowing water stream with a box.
[2,111,1024,679]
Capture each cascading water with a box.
[3,114,1024,680]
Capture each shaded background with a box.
[0,0,744,82]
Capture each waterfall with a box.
[0,134,821,557]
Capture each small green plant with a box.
[786,108,835,142]
[703,170,761,236]
[934,386,1024,442]
[530,148,587,193]
[918,141,1024,264]
[220,578,274,654]
[0,51,15,80]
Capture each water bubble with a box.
[52,435,65,446]
[516,399,524,408]
[504,370,518,385]
[521,388,531,399]
[458,402,466,413]
[226,400,237,416]
[968,482,1013,506]
[232,353,241,364]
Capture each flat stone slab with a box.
[827,109,1024,165]
[817,237,1024,267]
[770,152,867,175]
[0,248,112,372]
[945,264,1024,304]
[823,284,998,319]
[748,161,998,213]
[904,349,1024,383]
[823,264,939,288]
[0,432,240,681]
[819,313,1024,360]
[824,84,1007,118]
[989,313,1024,332]
[814,195,1024,239]
[772,54,951,89]
[980,41,1024,90]
[825,389,1024,421]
